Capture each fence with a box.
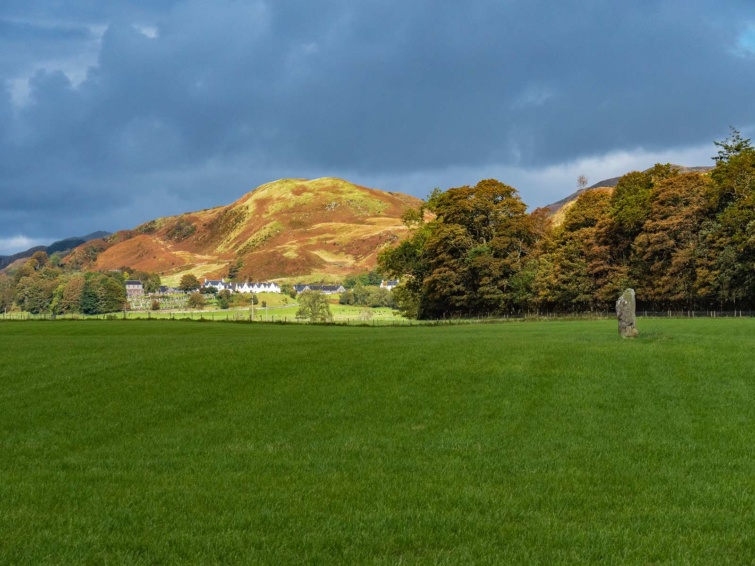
[528,310,755,319]
[2,309,755,325]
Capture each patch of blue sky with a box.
[738,25,755,55]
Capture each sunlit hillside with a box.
[65,178,422,283]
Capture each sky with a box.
[1,1,754,255]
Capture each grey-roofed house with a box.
[125,280,144,298]
[380,279,399,291]
[294,284,345,295]
[203,278,231,292]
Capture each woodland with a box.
[379,130,755,318]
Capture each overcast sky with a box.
[1,1,754,254]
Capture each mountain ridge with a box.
[0,231,111,270]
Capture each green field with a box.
[1,319,754,564]
[2,294,407,324]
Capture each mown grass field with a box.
[1,319,754,564]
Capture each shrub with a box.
[188,292,206,309]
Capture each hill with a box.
[65,178,422,284]
[0,231,111,270]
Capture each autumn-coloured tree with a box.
[381,179,537,318]
[57,274,86,313]
[606,164,679,261]
[187,292,206,309]
[179,274,201,292]
[698,131,755,308]
[632,173,710,309]
[30,251,49,269]
[0,274,13,312]
[533,189,622,311]
[13,263,62,314]
[378,213,433,318]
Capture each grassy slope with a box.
[1,319,754,564]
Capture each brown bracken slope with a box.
[65,178,423,284]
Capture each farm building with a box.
[294,284,346,295]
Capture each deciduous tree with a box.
[59,274,86,314]
[0,275,13,312]
[633,174,710,309]
[217,289,231,309]
[188,292,206,309]
[380,179,539,318]
[296,291,332,322]
[14,268,60,314]
[179,274,201,292]
[533,190,620,311]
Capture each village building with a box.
[380,279,400,291]
[203,278,281,294]
[125,280,144,298]
[231,282,282,294]
[203,279,231,292]
[293,284,346,295]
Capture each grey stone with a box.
[616,288,638,338]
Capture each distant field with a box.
[1,296,406,323]
[1,319,754,564]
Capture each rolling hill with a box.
[0,231,111,270]
[65,178,422,284]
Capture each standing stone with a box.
[616,288,638,338]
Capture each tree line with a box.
[0,252,160,315]
[379,129,755,318]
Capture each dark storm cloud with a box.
[0,19,96,81]
[1,0,754,252]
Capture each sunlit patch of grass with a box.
[309,249,356,265]
[161,262,229,287]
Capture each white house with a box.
[231,281,252,293]
[219,281,282,294]
[203,278,231,292]
[380,279,399,291]
[294,284,345,295]
[249,282,281,294]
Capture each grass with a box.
[256,178,389,216]
[119,304,403,323]
[4,293,406,323]
[1,319,754,564]
[161,263,229,287]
